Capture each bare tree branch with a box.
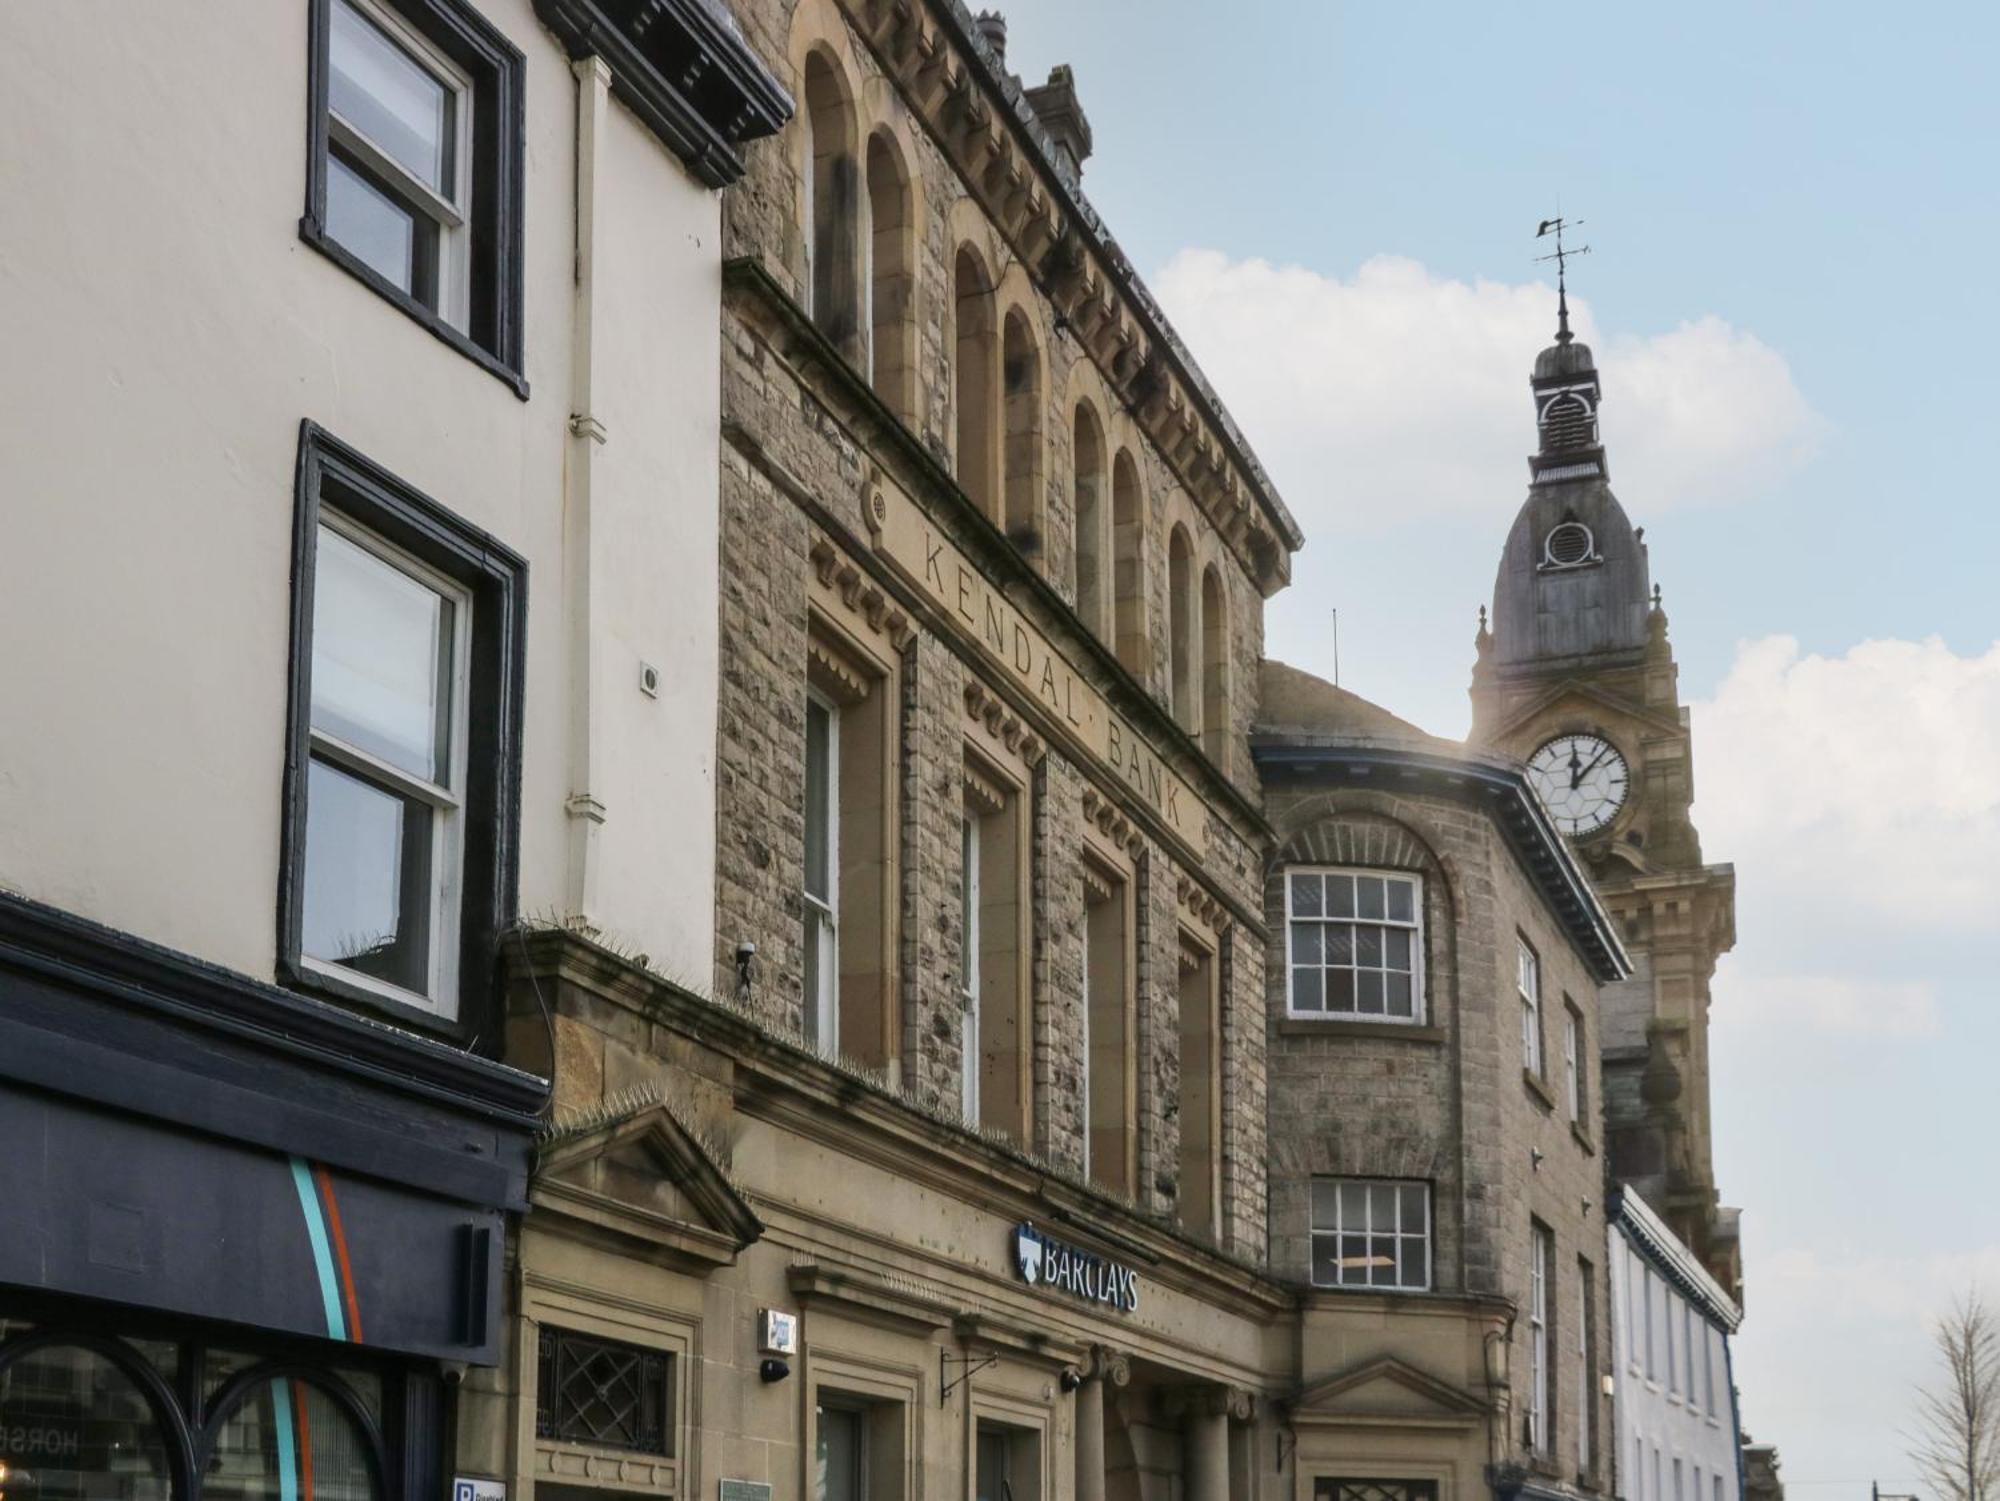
[1907,1291,2000,1501]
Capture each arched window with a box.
[953,246,998,521]
[1201,562,1229,765]
[1073,403,1107,634]
[864,131,915,423]
[1168,524,1196,729]
[1000,308,1043,555]
[1112,449,1147,675]
[800,52,860,362]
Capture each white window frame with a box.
[1564,1005,1582,1121]
[1684,1301,1697,1399]
[1519,937,1543,1075]
[960,806,981,1120]
[1577,1262,1592,1474]
[803,690,840,1053]
[1528,1223,1550,1452]
[1643,1265,1657,1382]
[1309,1178,1432,1291]
[1703,1324,1717,1416]
[302,512,470,1017]
[325,0,474,327]
[1283,865,1426,1024]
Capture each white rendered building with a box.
[1609,1188,1744,1501]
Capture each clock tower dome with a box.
[1469,304,1743,1303]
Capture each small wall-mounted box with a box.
[757,1308,797,1357]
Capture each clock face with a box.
[1526,733,1630,837]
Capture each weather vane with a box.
[1534,216,1591,343]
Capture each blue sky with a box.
[993,2,2000,1490]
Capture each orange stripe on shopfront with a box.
[292,1379,317,1501]
[313,1164,364,1343]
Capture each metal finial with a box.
[1478,604,1488,631]
[1652,583,1663,609]
[1535,216,1592,345]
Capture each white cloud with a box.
[1693,635,2000,934]
[1714,972,1942,1038]
[1153,249,1823,530]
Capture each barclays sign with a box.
[1011,1222,1139,1313]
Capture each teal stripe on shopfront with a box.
[288,1155,348,1341]
[271,1377,299,1501]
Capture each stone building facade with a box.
[1254,662,1631,1501]
[1467,316,1742,1304]
[494,1,1306,1499]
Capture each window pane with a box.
[1385,927,1412,970]
[802,909,823,1042]
[1309,1233,1341,1286]
[313,525,452,782]
[1369,1235,1398,1286]
[1309,1180,1341,1229]
[803,699,832,900]
[1326,875,1354,918]
[1356,877,1385,921]
[330,0,452,194]
[1371,1183,1399,1226]
[1326,969,1354,1012]
[1325,924,1355,966]
[1385,972,1413,1016]
[1400,1183,1427,1230]
[302,755,434,995]
[1291,922,1323,965]
[0,1343,171,1501]
[1355,926,1383,967]
[1356,971,1384,1014]
[1338,1234,1368,1282]
[326,152,420,296]
[1290,872,1322,917]
[1338,1182,1369,1227]
[205,1377,380,1501]
[1399,1234,1427,1288]
[1386,878,1415,923]
[1291,966,1324,1013]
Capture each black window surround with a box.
[279,421,527,1047]
[301,0,528,397]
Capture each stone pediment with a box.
[1293,1356,1488,1427]
[533,1092,762,1270]
[1486,678,1685,747]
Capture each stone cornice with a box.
[830,0,1299,594]
[508,926,1298,1318]
[1251,737,1632,982]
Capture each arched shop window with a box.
[0,1321,397,1501]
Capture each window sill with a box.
[1278,1017,1445,1044]
[301,218,529,400]
[278,953,474,1048]
[1570,1120,1597,1155]
[1522,1067,1557,1110]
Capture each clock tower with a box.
[1469,301,1743,1303]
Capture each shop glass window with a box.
[0,1342,171,1501]
[203,1378,378,1501]
[535,1329,672,1456]
[1286,869,1422,1022]
[1309,1178,1430,1290]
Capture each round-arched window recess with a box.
[200,1370,384,1501]
[0,1336,178,1501]
[1543,522,1595,568]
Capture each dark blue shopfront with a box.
[0,894,545,1501]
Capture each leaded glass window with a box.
[535,1329,672,1455]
